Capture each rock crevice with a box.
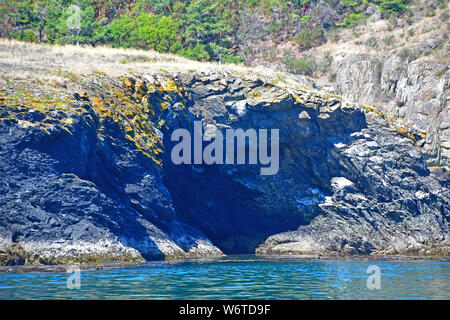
[0,72,448,265]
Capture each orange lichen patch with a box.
[92,70,107,76]
[145,85,159,94]
[363,105,384,118]
[82,114,95,127]
[91,96,104,108]
[2,75,178,167]
[61,126,73,135]
[17,119,33,129]
[394,126,417,141]
[395,126,408,135]
[125,132,163,165]
[122,77,133,88]
[161,79,182,95]
[291,92,305,104]
[83,77,174,166]
[398,127,417,141]
[429,166,450,173]
[123,105,136,118]
[249,90,262,98]
[62,117,75,125]
[418,130,427,139]
[157,119,166,129]
[264,83,273,89]
[135,80,148,100]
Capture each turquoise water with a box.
[0,257,449,299]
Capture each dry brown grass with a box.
[307,3,449,65]
[0,38,317,94]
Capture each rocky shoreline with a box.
[1,253,449,274]
[0,71,448,266]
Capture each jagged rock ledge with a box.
[0,71,448,265]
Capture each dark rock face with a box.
[0,72,448,265]
[257,113,450,256]
[0,81,222,264]
[165,76,367,254]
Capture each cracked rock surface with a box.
[0,72,448,265]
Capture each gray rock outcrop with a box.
[0,72,448,265]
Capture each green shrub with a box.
[295,28,326,49]
[340,0,358,6]
[221,54,245,64]
[18,29,38,42]
[107,14,139,48]
[300,15,311,24]
[169,41,184,54]
[365,36,378,48]
[378,0,409,14]
[435,68,447,77]
[387,15,398,31]
[426,8,436,17]
[182,44,210,61]
[383,35,395,46]
[398,47,418,62]
[342,13,367,28]
[283,53,317,75]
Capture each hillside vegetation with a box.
[0,0,435,66]
[1,0,448,167]
[0,0,448,263]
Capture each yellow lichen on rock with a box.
[161,79,182,95]
[429,166,450,173]
[291,92,306,104]
[84,76,170,166]
[363,104,384,118]
[91,96,104,108]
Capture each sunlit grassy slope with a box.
[0,39,318,94]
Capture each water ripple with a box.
[0,258,449,299]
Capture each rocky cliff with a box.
[302,3,449,169]
[328,53,449,168]
[0,71,449,265]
